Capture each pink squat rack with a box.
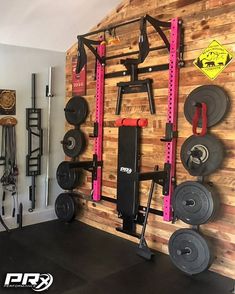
[76,16,183,222]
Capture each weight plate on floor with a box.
[181,134,224,176]
[173,181,219,225]
[56,161,81,190]
[62,129,86,157]
[184,85,229,127]
[168,228,213,275]
[55,193,76,222]
[64,96,88,126]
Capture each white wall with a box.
[0,43,65,229]
[0,0,121,51]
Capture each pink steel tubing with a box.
[163,18,181,221]
[93,43,106,201]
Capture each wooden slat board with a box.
[66,0,235,279]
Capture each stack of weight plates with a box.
[62,96,88,158]
[181,85,228,177]
[55,96,89,222]
[168,85,229,275]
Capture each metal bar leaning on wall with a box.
[45,67,54,207]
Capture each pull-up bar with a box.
[76,15,174,74]
[78,15,171,38]
[80,17,141,38]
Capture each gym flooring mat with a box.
[0,220,233,293]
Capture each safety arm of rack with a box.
[68,160,102,170]
[68,161,93,169]
[137,171,167,183]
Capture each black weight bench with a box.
[116,119,170,240]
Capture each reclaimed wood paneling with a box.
[66,0,235,279]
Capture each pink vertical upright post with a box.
[93,43,106,201]
[163,18,181,221]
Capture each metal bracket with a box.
[161,123,178,142]
[105,64,169,79]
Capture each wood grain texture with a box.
[66,0,235,279]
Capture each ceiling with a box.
[0,0,121,52]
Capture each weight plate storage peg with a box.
[168,228,213,275]
[184,85,230,128]
[180,134,224,176]
[64,96,88,126]
[55,193,76,222]
[62,129,86,158]
[173,181,219,225]
[56,161,81,190]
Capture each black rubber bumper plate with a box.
[65,96,88,126]
[62,129,86,158]
[55,193,76,222]
[173,181,219,225]
[184,85,229,127]
[56,161,81,190]
[181,134,224,176]
[168,228,213,275]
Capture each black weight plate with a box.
[184,85,229,127]
[56,161,81,190]
[181,134,224,176]
[62,129,86,157]
[65,96,88,126]
[173,181,219,225]
[168,228,213,275]
[55,193,76,222]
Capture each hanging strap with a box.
[138,17,149,63]
[1,125,18,187]
[192,102,207,136]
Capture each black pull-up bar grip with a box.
[115,87,122,115]
[146,80,155,114]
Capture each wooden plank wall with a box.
[65,0,235,279]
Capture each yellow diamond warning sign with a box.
[193,40,233,80]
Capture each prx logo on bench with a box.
[120,167,132,174]
[4,273,53,292]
